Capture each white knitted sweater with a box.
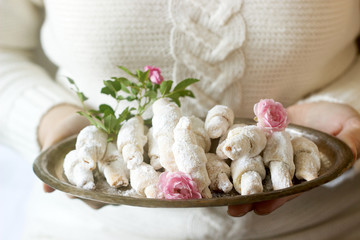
[1,0,360,239]
[1,0,360,160]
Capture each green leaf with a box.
[144,90,157,99]
[104,80,121,91]
[152,84,160,91]
[101,86,113,96]
[117,95,125,101]
[103,80,121,98]
[104,114,117,133]
[168,96,181,107]
[78,111,107,132]
[173,78,199,91]
[99,104,115,115]
[103,83,115,98]
[166,89,195,98]
[136,70,143,83]
[138,106,144,114]
[166,91,180,98]
[126,113,135,120]
[160,80,173,96]
[67,77,75,85]
[112,80,122,91]
[138,70,149,84]
[145,82,153,89]
[116,77,131,87]
[164,91,182,107]
[120,83,130,94]
[116,107,130,125]
[178,89,195,98]
[118,66,137,78]
[88,109,100,115]
[126,96,136,101]
[131,87,139,95]
[76,92,88,102]
[143,118,153,127]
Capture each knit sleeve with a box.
[0,0,79,161]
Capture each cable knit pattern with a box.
[239,0,360,115]
[169,0,246,117]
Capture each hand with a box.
[38,104,90,150]
[228,194,300,217]
[287,101,360,160]
[38,104,107,209]
[228,101,360,217]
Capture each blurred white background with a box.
[0,144,36,240]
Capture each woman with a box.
[1,0,360,239]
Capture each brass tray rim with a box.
[33,119,353,208]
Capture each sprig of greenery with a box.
[100,69,158,116]
[67,77,131,142]
[159,78,199,107]
[100,66,199,115]
[67,65,199,141]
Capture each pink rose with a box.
[157,171,202,200]
[253,99,289,132]
[144,65,164,85]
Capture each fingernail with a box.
[227,209,248,217]
[253,209,271,216]
[43,184,55,193]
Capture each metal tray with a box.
[33,118,353,208]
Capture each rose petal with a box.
[254,99,289,132]
[158,171,202,199]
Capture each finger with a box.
[227,203,253,217]
[336,117,360,161]
[43,183,55,193]
[253,194,301,215]
[66,194,108,209]
[80,198,108,209]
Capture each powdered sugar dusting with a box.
[91,170,142,197]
